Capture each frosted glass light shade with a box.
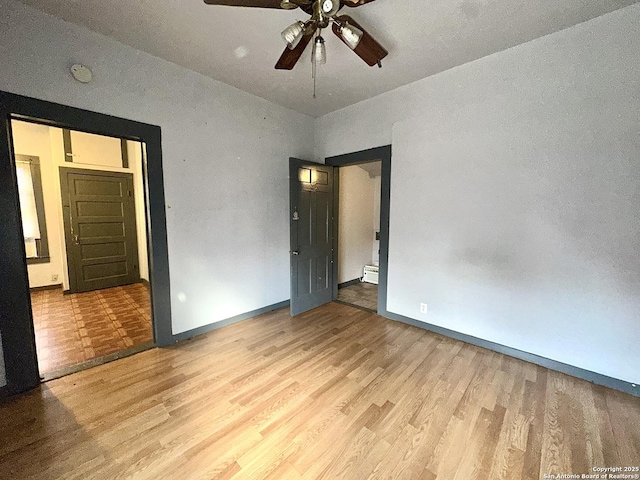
[280,0,298,9]
[312,36,326,65]
[282,21,305,49]
[340,23,363,50]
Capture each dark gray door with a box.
[61,168,140,293]
[289,158,334,316]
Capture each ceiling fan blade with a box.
[341,0,376,7]
[332,15,388,67]
[203,0,308,8]
[275,28,315,70]
[204,0,278,7]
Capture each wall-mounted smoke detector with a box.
[70,64,92,83]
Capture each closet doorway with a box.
[326,145,391,316]
[335,162,381,313]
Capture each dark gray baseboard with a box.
[170,300,290,343]
[29,284,62,293]
[383,311,640,398]
[338,279,361,289]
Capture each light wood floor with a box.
[1,303,638,479]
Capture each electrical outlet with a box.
[51,274,59,282]
[420,303,428,314]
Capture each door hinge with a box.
[128,190,132,197]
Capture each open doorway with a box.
[335,162,381,313]
[326,145,391,316]
[11,119,153,379]
[0,91,172,397]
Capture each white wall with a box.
[11,121,66,289]
[316,4,640,384]
[0,0,314,354]
[69,131,122,168]
[372,175,381,264]
[338,165,375,283]
[128,141,149,282]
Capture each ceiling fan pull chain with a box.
[312,58,317,98]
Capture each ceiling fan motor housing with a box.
[203,0,387,70]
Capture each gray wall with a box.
[316,4,640,384]
[0,0,314,351]
[1,0,638,389]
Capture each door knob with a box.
[290,250,300,255]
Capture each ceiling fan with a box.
[203,0,388,71]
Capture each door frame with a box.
[325,145,391,315]
[60,167,140,293]
[0,91,173,397]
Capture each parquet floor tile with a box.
[31,283,153,375]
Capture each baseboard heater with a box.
[363,265,379,285]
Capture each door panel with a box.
[76,201,123,217]
[78,221,124,237]
[80,242,126,259]
[289,158,334,316]
[74,178,123,195]
[61,168,140,293]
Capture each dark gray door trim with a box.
[0,90,173,396]
[325,145,391,315]
[62,129,73,162]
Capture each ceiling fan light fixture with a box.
[280,0,298,9]
[312,36,326,65]
[339,22,363,50]
[281,21,305,49]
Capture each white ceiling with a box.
[17,0,636,117]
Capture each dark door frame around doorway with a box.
[325,145,391,316]
[0,91,172,398]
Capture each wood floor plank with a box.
[1,302,639,480]
[522,366,548,480]
[604,388,640,464]
[487,373,527,480]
